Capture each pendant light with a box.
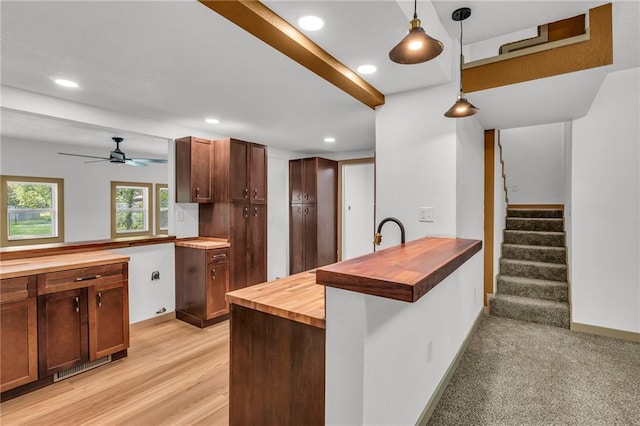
[444,7,479,118]
[389,0,443,64]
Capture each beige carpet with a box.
[428,315,640,425]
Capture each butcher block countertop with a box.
[174,237,229,250]
[226,271,325,329]
[0,251,130,280]
[316,237,482,303]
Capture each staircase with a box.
[489,207,570,328]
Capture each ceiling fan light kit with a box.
[444,7,479,118]
[58,137,168,167]
[389,0,443,64]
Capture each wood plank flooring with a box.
[0,319,229,425]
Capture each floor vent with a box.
[53,355,111,382]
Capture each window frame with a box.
[155,183,169,236]
[111,181,152,239]
[1,175,65,247]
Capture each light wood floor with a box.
[1,319,230,425]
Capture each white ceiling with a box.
[1,1,638,157]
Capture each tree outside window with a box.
[155,184,169,235]
[111,181,151,238]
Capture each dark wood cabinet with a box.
[175,246,230,328]
[0,276,38,392]
[200,138,268,291]
[289,157,337,274]
[88,281,129,360]
[175,136,213,203]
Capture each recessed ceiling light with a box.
[324,137,336,143]
[53,78,79,88]
[205,118,220,124]
[357,64,377,75]
[298,15,324,31]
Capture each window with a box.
[1,175,65,246]
[111,181,152,238]
[155,184,169,235]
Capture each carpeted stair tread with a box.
[497,275,568,302]
[500,258,567,282]
[503,230,565,247]
[489,294,570,328]
[506,217,564,232]
[507,209,563,218]
[502,243,566,264]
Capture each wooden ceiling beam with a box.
[199,0,385,109]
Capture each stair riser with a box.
[500,261,567,282]
[502,245,566,264]
[507,209,563,219]
[497,279,568,302]
[506,218,564,232]
[503,231,565,247]
[489,297,570,328]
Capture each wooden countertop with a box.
[0,251,130,280]
[174,237,230,250]
[316,237,482,303]
[226,271,325,329]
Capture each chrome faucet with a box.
[374,217,406,246]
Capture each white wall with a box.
[456,118,485,240]
[501,122,564,204]
[571,67,640,333]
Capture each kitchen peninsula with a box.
[226,236,482,425]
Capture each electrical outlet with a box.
[151,271,160,281]
[419,207,434,222]
[427,340,433,363]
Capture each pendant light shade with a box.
[389,0,443,64]
[444,7,479,118]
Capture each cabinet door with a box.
[247,204,267,286]
[88,281,129,360]
[290,205,305,274]
[303,158,317,203]
[231,204,249,291]
[191,138,213,202]
[250,144,267,204]
[206,261,230,319]
[230,140,249,202]
[0,296,38,392]
[303,205,318,271]
[38,288,88,377]
[290,160,304,204]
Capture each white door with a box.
[342,163,375,260]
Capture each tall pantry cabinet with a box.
[289,157,337,274]
[200,138,268,291]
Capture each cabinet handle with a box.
[210,253,227,261]
[296,193,301,200]
[75,296,80,313]
[297,207,301,214]
[253,188,258,198]
[304,207,309,214]
[254,207,258,217]
[196,187,201,198]
[304,192,308,200]
[243,188,248,198]
[75,274,101,282]
[97,292,102,307]
[211,268,216,280]
[243,207,249,218]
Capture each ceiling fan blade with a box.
[124,159,148,168]
[84,159,111,164]
[130,158,168,164]
[59,152,111,160]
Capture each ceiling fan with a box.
[58,137,168,167]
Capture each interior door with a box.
[342,163,375,260]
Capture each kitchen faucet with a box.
[374,217,406,246]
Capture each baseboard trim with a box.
[571,322,640,342]
[415,309,484,426]
[130,311,176,333]
[508,204,564,210]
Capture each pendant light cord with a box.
[413,0,418,19]
[459,19,464,93]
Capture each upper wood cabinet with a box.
[212,138,267,204]
[0,276,38,393]
[290,158,318,204]
[175,136,213,203]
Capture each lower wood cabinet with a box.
[176,246,230,328]
[0,276,38,393]
[88,281,129,360]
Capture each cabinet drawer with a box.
[1,276,36,304]
[39,263,125,294]
[206,248,230,264]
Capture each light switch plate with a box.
[419,207,434,222]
